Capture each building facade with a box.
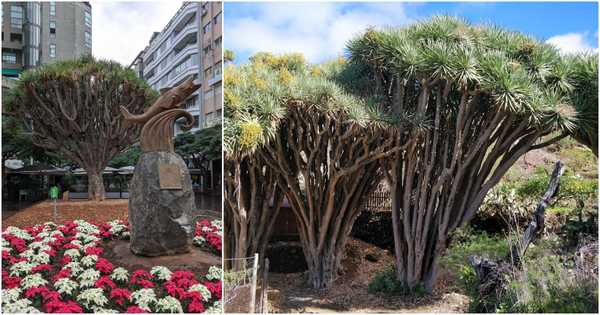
[134,1,222,134]
[1,1,92,78]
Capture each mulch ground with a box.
[266,238,469,313]
[2,200,129,229]
[2,199,221,230]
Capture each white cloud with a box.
[545,32,598,55]
[92,1,183,66]
[225,2,414,63]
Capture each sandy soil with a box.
[266,239,469,313]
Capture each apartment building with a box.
[1,1,92,78]
[133,1,222,134]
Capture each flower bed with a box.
[1,220,222,313]
[193,220,222,255]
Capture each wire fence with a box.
[363,182,392,212]
[223,254,270,313]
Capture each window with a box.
[84,31,91,48]
[213,12,221,25]
[49,21,56,34]
[50,2,56,16]
[203,22,211,34]
[10,5,23,29]
[204,88,214,99]
[192,115,200,128]
[84,11,91,27]
[49,44,56,58]
[214,36,222,49]
[185,96,196,109]
[10,33,22,42]
[204,67,212,79]
[2,51,17,64]
[214,62,222,75]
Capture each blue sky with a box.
[225,1,599,64]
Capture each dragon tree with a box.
[225,53,407,288]
[346,16,598,291]
[6,56,157,201]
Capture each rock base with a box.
[128,151,195,256]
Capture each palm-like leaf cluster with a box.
[346,16,597,136]
[223,52,390,158]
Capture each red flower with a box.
[63,243,80,250]
[187,298,205,313]
[126,306,148,313]
[131,269,153,285]
[85,246,104,256]
[25,286,50,299]
[52,268,72,282]
[96,258,114,274]
[60,255,72,265]
[95,275,117,290]
[3,275,21,289]
[109,288,132,306]
[137,279,155,288]
[204,280,222,300]
[44,248,57,257]
[32,264,53,273]
[45,300,83,313]
[164,281,186,299]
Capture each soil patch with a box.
[1,200,128,229]
[102,239,221,274]
[266,242,308,273]
[266,238,469,313]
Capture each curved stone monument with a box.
[122,77,200,256]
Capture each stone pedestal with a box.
[128,151,194,256]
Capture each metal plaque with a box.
[159,164,183,189]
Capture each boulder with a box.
[128,151,194,256]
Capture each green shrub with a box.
[441,232,508,276]
[368,266,426,297]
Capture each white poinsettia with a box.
[150,266,172,281]
[30,252,51,265]
[5,226,33,240]
[120,231,130,239]
[64,261,84,276]
[108,220,126,234]
[2,238,11,248]
[131,288,157,312]
[155,296,183,313]
[10,261,35,277]
[188,284,211,301]
[192,236,206,246]
[2,288,22,304]
[206,266,222,281]
[81,254,98,268]
[77,288,108,309]
[78,268,101,288]
[69,239,83,248]
[90,306,119,313]
[75,220,100,235]
[2,299,40,313]
[206,300,223,314]
[110,267,129,282]
[54,278,78,295]
[64,248,82,260]
[21,274,48,289]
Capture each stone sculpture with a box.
[122,76,200,256]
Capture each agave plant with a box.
[345,16,597,291]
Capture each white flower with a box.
[206,300,223,314]
[110,267,129,282]
[120,231,130,240]
[90,306,118,313]
[75,220,100,235]
[64,248,82,260]
[150,266,172,281]
[193,236,206,246]
[2,299,40,313]
[206,266,222,281]
[2,288,22,304]
[131,288,157,312]
[5,227,33,240]
[77,288,108,308]
[189,284,211,301]
[21,274,48,289]
[155,296,183,313]
[69,239,83,248]
[81,254,98,268]
[54,278,78,296]
[30,252,51,265]
[78,268,101,288]
[2,238,11,248]
[64,261,84,276]
[108,220,126,235]
[10,261,35,277]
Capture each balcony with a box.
[207,73,221,87]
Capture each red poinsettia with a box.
[204,280,222,300]
[125,306,148,313]
[110,288,132,306]
[96,258,114,274]
[95,275,117,290]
